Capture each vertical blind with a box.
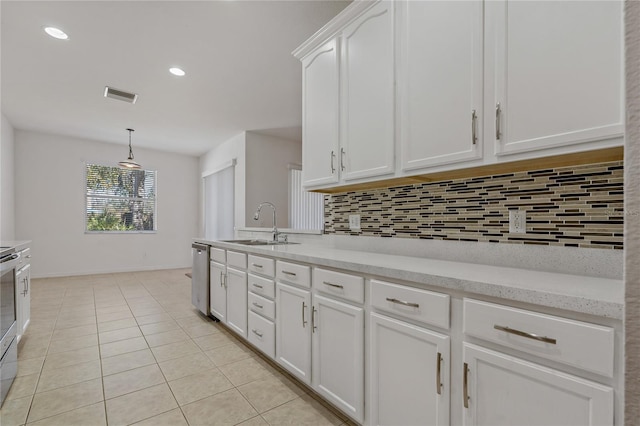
[289,168,324,230]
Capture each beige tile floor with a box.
[0,268,353,426]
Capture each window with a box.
[289,167,324,231]
[85,164,157,232]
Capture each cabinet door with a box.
[226,267,247,338]
[275,282,312,384]
[312,294,364,423]
[489,0,623,156]
[341,0,395,181]
[462,343,613,426]
[399,0,483,171]
[301,37,340,188]
[370,312,450,426]
[210,261,227,322]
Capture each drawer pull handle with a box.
[252,283,263,289]
[386,297,419,308]
[493,325,557,345]
[436,352,443,395]
[323,281,344,289]
[252,263,263,268]
[463,362,470,409]
[252,329,263,338]
[282,270,297,276]
[252,302,264,309]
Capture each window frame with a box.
[84,162,158,234]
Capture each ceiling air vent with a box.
[104,86,138,104]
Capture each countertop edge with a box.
[198,239,623,320]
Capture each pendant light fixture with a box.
[118,128,141,169]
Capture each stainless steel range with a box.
[0,247,20,407]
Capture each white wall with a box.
[0,114,15,241]
[15,130,199,278]
[245,131,302,228]
[199,132,246,235]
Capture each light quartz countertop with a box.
[1,240,31,252]
[198,239,624,320]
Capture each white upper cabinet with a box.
[340,0,395,181]
[301,38,340,187]
[488,0,624,156]
[399,0,483,171]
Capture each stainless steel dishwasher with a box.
[191,242,210,316]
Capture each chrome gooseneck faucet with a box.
[254,202,279,242]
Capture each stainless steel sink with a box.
[221,239,299,246]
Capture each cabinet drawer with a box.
[276,261,311,288]
[371,280,450,330]
[248,274,275,299]
[463,299,615,377]
[248,311,275,359]
[248,292,275,321]
[227,251,247,269]
[17,248,30,268]
[313,268,364,304]
[210,247,226,263]
[248,255,275,277]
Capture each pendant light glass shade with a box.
[118,128,141,169]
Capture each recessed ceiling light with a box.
[44,27,68,40]
[169,67,186,77]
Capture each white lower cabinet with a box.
[226,267,247,338]
[312,294,364,423]
[248,311,275,359]
[210,260,227,322]
[462,343,613,426]
[275,282,312,384]
[369,312,450,426]
[15,263,31,341]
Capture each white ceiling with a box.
[1,0,349,156]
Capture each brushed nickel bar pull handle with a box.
[386,297,419,308]
[340,148,346,171]
[302,302,307,327]
[493,325,557,345]
[495,102,502,140]
[463,362,470,409]
[219,272,224,287]
[436,352,443,395]
[282,270,297,276]
[330,150,336,173]
[252,329,263,338]
[323,281,344,289]
[252,302,264,309]
[471,110,478,145]
[252,283,263,289]
[312,306,317,333]
[252,263,263,268]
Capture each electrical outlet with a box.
[349,214,361,230]
[509,210,526,234]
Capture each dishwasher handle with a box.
[192,243,209,251]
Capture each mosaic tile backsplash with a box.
[324,161,624,249]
